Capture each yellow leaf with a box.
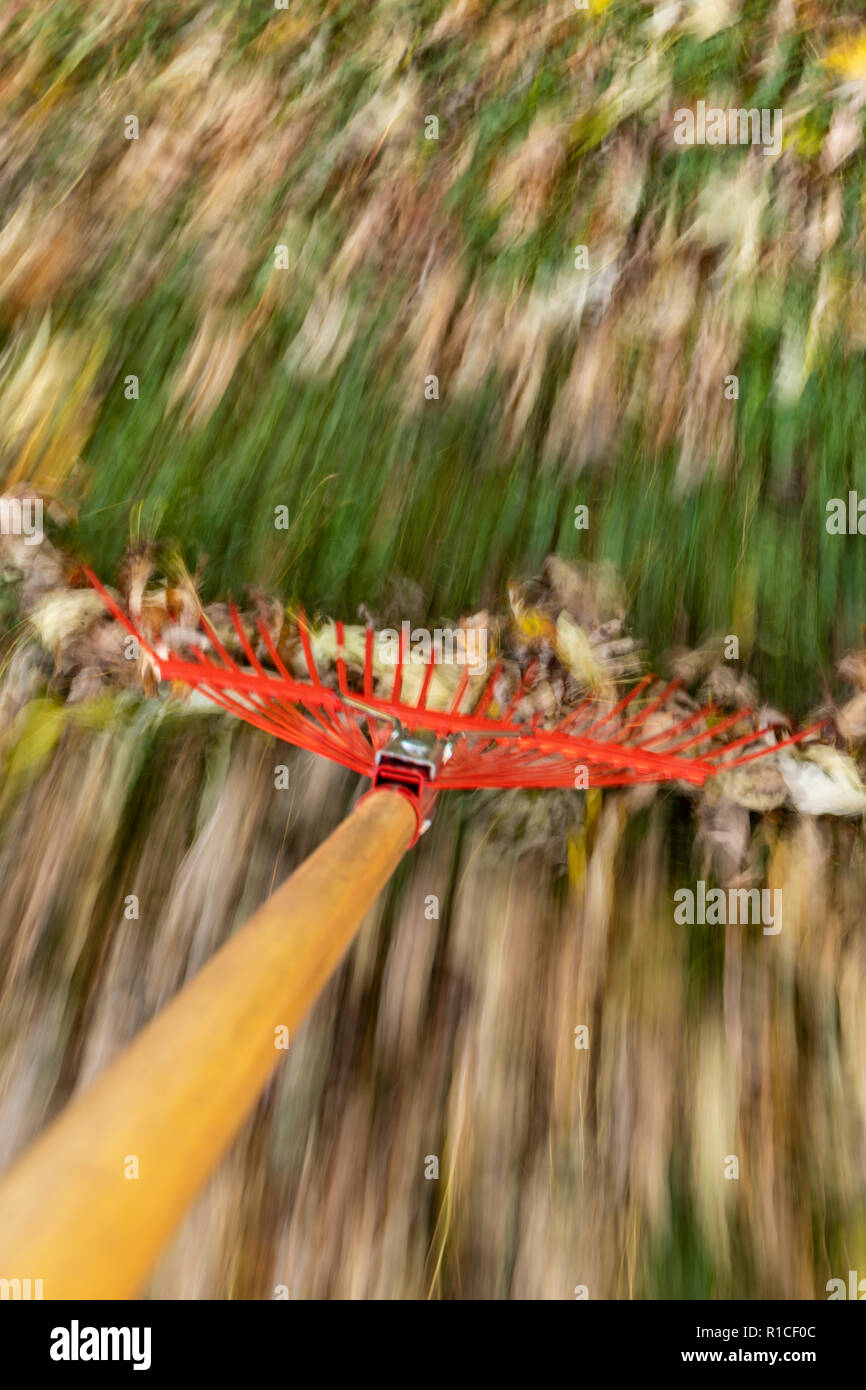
[554,611,605,689]
[567,828,587,891]
[3,698,67,786]
[825,35,866,81]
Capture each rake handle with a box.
[0,788,416,1300]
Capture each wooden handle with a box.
[0,789,416,1299]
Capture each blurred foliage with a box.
[0,1,865,709]
[1,0,866,1299]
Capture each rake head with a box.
[86,570,816,840]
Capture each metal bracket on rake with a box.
[85,569,819,842]
[363,729,447,844]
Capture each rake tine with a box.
[447,667,471,716]
[632,702,725,751]
[611,676,677,740]
[297,608,322,688]
[583,675,671,739]
[230,605,268,677]
[197,609,243,674]
[392,624,405,705]
[473,660,503,719]
[415,643,438,711]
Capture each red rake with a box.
[0,572,822,1299]
[86,568,815,843]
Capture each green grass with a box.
[4,0,866,719]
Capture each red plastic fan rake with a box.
[86,569,811,844]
